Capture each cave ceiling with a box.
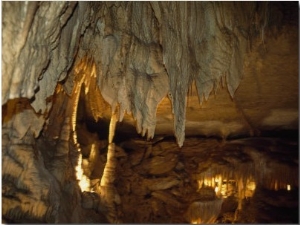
[2,1,298,146]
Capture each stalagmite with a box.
[186,186,223,224]
[98,111,121,223]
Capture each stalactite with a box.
[108,111,118,145]
[3,2,270,147]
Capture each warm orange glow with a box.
[268,180,292,191]
[198,175,256,199]
[214,186,219,193]
[78,175,90,191]
[191,219,200,224]
[75,152,91,192]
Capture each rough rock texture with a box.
[3,1,277,146]
[2,1,298,223]
[104,137,297,223]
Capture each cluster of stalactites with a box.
[2,2,269,147]
[92,2,269,146]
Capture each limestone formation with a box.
[2,1,298,223]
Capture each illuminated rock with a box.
[2,1,298,223]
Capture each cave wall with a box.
[2,1,298,223]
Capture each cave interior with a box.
[1,1,299,224]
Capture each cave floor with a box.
[78,127,298,223]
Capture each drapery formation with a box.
[2,2,269,147]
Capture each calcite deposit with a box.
[2,1,298,223]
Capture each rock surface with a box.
[2,1,298,223]
[109,137,298,223]
[3,2,297,147]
